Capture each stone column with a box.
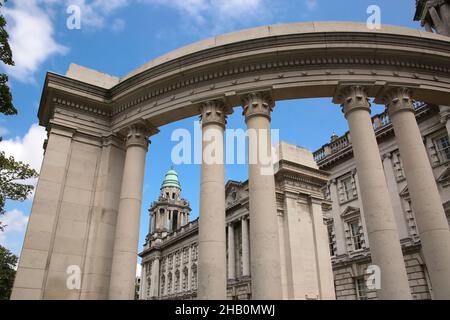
[139,263,146,300]
[381,88,450,299]
[241,216,250,277]
[197,100,228,299]
[334,86,411,300]
[152,257,160,298]
[310,198,336,300]
[227,223,236,280]
[242,92,282,300]
[109,123,155,300]
[277,211,289,300]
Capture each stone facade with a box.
[139,143,335,300]
[314,102,450,300]
[11,21,450,300]
[415,0,450,36]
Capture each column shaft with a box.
[384,88,450,299]
[241,217,250,277]
[243,92,282,300]
[336,86,411,299]
[197,100,228,299]
[109,124,153,300]
[228,223,236,280]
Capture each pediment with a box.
[341,206,360,219]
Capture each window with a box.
[435,135,450,163]
[355,277,368,300]
[342,176,353,201]
[327,225,336,256]
[349,221,363,251]
[339,174,357,203]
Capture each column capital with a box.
[333,86,371,118]
[200,99,230,128]
[124,121,159,150]
[379,87,414,117]
[241,91,275,122]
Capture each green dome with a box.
[161,168,181,189]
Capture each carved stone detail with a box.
[334,86,371,117]
[200,100,228,128]
[241,92,274,122]
[381,87,414,117]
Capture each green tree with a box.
[0,0,17,116]
[0,0,37,230]
[0,244,18,300]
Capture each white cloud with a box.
[0,123,47,200]
[0,209,29,247]
[3,0,68,82]
[142,0,269,32]
[0,123,47,172]
[136,263,142,277]
[111,18,126,32]
[67,0,129,29]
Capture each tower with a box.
[414,0,450,36]
[147,168,191,242]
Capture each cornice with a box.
[38,24,450,134]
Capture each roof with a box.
[161,168,181,190]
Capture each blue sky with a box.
[0,0,420,261]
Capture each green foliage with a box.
[0,0,17,116]
[0,244,18,300]
[0,151,38,217]
[0,0,29,231]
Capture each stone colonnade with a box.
[107,85,449,300]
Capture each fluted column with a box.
[241,216,250,277]
[227,223,236,280]
[242,92,282,300]
[334,86,411,300]
[109,123,156,300]
[381,88,450,299]
[197,100,228,299]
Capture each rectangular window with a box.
[341,176,354,201]
[435,135,450,163]
[355,278,368,300]
[349,221,362,251]
[327,226,336,256]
